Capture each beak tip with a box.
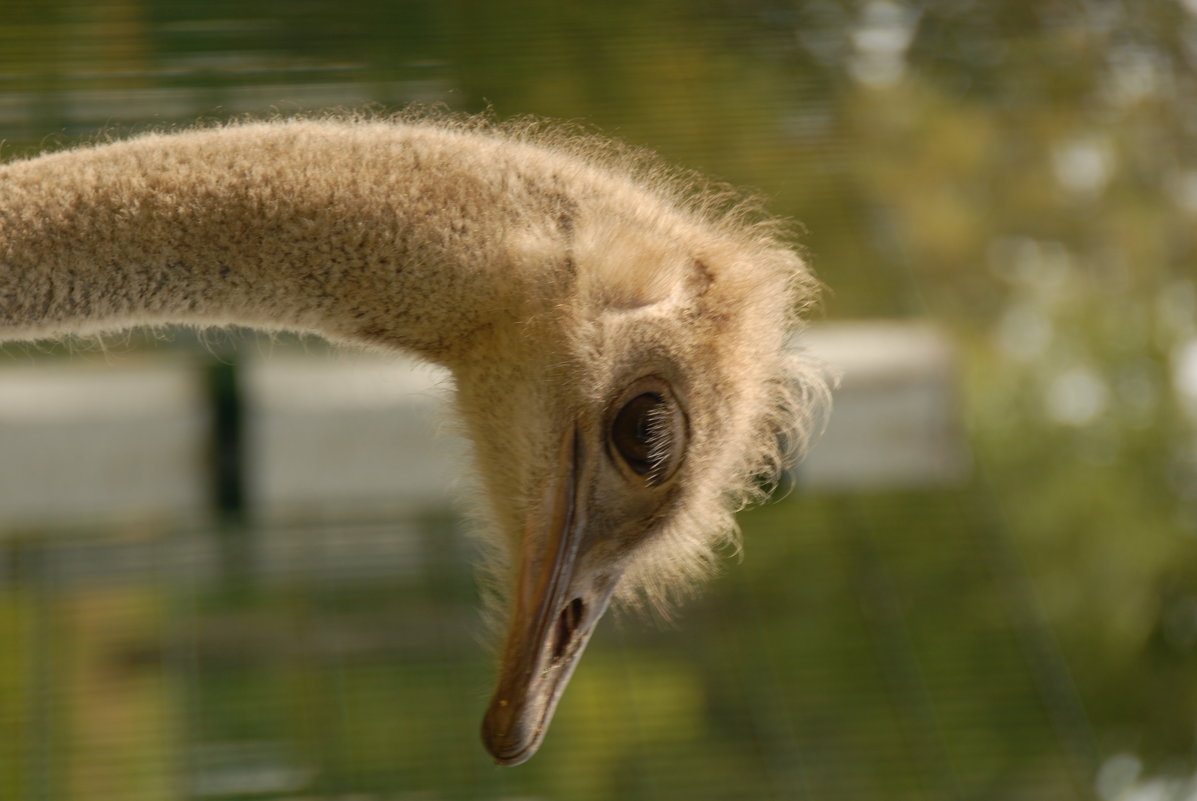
[481,697,543,767]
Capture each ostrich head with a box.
[449,149,825,764]
[0,115,824,766]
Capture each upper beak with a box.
[480,425,623,766]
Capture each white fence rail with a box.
[0,322,969,531]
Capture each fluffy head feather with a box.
[417,112,829,617]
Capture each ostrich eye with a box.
[609,390,685,485]
[611,394,662,475]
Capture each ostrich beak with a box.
[481,426,622,766]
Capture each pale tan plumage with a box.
[0,113,826,764]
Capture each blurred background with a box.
[2,1,1196,799]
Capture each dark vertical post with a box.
[205,358,252,594]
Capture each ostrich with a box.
[0,115,826,766]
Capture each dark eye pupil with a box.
[612,393,664,476]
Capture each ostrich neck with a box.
[0,124,575,368]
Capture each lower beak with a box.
[480,426,622,766]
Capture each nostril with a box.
[566,597,584,630]
[551,598,585,662]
